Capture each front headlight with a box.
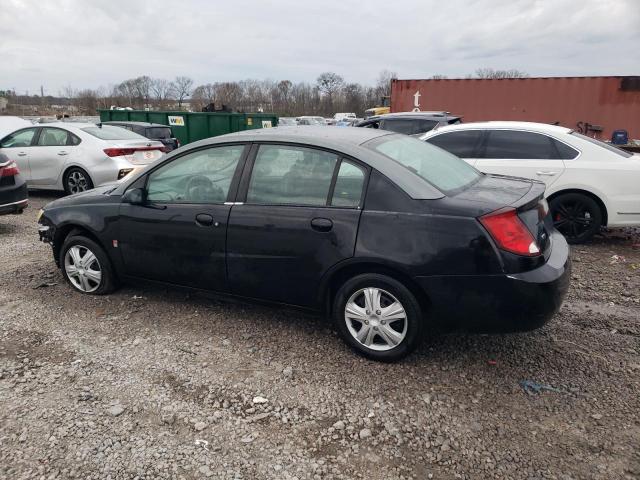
[36,208,44,222]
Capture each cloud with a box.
[0,0,638,94]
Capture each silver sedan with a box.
[0,123,165,194]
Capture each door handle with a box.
[311,217,333,232]
[536,171,557,176]
[17,152,27,157]
[195,213,215,227]
[58,151,69,156]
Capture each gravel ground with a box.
[1,192,639,480]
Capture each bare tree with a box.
[317,72,344,101]
[375,69,397,98]
[474,68,529,79]
[171,76,194,109]
[191,83,217,111]
[151,78,172,108]
[431,74,448,80]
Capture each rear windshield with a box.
[82,125,146,140]
[570,132,633,158]
[380,118,440,135]
[366,135,481,195]
[146,127,172,139]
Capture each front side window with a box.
[37,128,69,146]
[0,128,37,148]
[146,144,244,203]
[483,130,562,159]
[366,134,481,195]
[247,145,338,206]
[427,130,484,158]
[332,160,365,207]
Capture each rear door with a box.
[226,143,367,307]
[475,130,577,187]
[30,127,79,186]
[425,130,485,166]
[0,127,39,180]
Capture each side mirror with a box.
[122,187,145,205]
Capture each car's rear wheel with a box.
[64,167,93,195]
[333,274,424,361]
[550,193,602,244]
[60,235,117,295]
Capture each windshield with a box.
[366,135,481,195]
[82,125,147,140]
[570,132,633,158]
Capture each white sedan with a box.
[422,121,640,243]
[0,123,165,195]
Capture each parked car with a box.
[0,152,28,216]
[357,111,462,136]
[296,116,326,126]
[277,117,297,126]
[38,127,570,361]
[422,121,640,243]
[334,113,356,122]
[0,123,165,195]
[102,121,180,152]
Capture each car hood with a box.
[43,185,118,210]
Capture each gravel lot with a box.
[1,192,639,480]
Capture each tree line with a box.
[2,68,527,117]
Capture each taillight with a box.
[103,147,163,157]
[0,161,19,177]
[479,207,541,257]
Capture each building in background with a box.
[390,76,640,140]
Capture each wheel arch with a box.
[319,259,431,316]
[61,165,94,191]
[53,223,107,266]
[547,188,608,226]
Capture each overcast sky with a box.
[1,0,638,95]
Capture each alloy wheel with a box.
[67,170,89,194]
[64,245,102,292]
[344,287,408,351]
[553,200,594,239]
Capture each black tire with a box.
[549,193,602,244]
[333,274,424,362]
[63,167,94,195]
[60,235,117,295]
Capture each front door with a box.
[227,144,367,307]
[117,144,247,290]
[0,127,39,180]
[475,130,573,188]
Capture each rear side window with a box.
[82,125,145,140]
[367,135,481,195]
[570,132,633,158]
[427,130,483,158]
[331,160,365,207]
[482,130,569,159]
[247,145,338,206]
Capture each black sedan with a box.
[0,152,27,216]
[37,127,570,361]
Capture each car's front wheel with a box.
[60,235,117,295]
[333,274,424,361]
[63,167,93,195]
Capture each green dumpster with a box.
[97,110,279,146]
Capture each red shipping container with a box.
[390,77,640,140]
